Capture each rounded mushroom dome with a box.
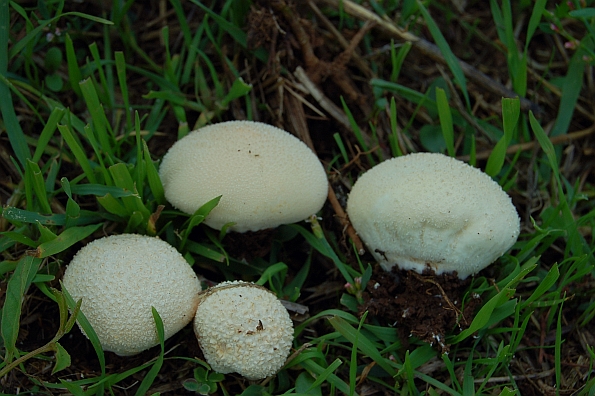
[346,152,520,279]
[193,281,294,380]
[62,234,201,356]
[158,121,328,233]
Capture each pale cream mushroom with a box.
[158,121,328,233]
[193,281,293,380]
[346,153,520,279]
[62,234,201,356]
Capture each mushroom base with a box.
[359,265,483,354]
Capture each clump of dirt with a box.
[360,266,482,354]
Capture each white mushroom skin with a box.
[193,281,294,380]
[62,234,201,356]
[158,121,329,233]
[346,153,520,279]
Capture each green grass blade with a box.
[436,87,455,156]
[134,308,165,396]
[299,359,352,395]
[0,0,30,169]
[333,133,349,164]
[555,299,564,390]
[79,78,114,157]
[388,97,402,157]
[416,0,470,108]
[522,263,559,308]
[143,139,166,205]
[390,40,412,83]
[115,51,132,131]
[328,315,398,377]
[61,283,106,377]
[57,124,97,184]
[1,256,42,362]
[32,107,64,163]
[305,358,342,393]
[36,223,102,258]
[485,98,520,177]
[551,50,588,137]
[8,12,112,60]
[525,0,547,51]
[26,159,52,214]
[289,222,356,285]
[88,42,111,106]
[450,287,516,343]
[340,96,375,165]
[64,33,83,98]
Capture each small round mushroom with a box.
[346,153,520,279]
[193,281,293,380]
[62,234,201,356]
[158,120,328,233]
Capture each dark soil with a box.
[360,266,482,354]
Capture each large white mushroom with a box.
[158,120,328,233]
[346,153,520,279]
[62,234,201,356]
[193,281,294,380]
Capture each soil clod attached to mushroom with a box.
[360,266,483,354]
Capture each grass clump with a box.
[1,0,595,394]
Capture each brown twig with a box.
[281,81,366,256]
[294,66,352,129]
[457,124,595,162]
[317,0,542,114]
[327,185,365,255]
[307,0,373,77]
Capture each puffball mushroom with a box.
[62,234,201,356]
[193,281,293,380]
[346,152,520,279]
[158,120,328,233]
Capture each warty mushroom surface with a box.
[62,234,201,356]
[346,152,520,279]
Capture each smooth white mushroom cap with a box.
[346,153,520,279]
[158,121,328,233]
[62,234,201,356]
[193,281,293,380]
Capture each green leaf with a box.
[450,287,516,343]
[522,263,559,308]
[52,342,71,374]
[220,77,252,107]
[569,8,595,18]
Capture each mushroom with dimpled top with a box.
[193,281,294,380]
